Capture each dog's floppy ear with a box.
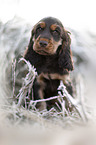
[58,30,73,71]
[28,27,35,50]
[24,28,35,59]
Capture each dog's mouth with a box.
[35,49,50,55]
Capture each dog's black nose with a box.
[39,41,48,47]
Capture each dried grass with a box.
[10,58,89,126]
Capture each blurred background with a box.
[0,0,96,32]
[0,0,96,144]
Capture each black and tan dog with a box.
[24,17,74,110]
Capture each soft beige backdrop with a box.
[0,0,96,33]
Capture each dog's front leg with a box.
[33,77,46,111]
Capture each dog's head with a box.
[26,17,73,71]
[32,17,64,55]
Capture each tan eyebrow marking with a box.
[39,22,46,28]
[33,22,46,33]
[50,24,58,31]
[50,24,62,31]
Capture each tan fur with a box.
[39,22,46,28]
[23,47,28,57]
[38,89,47,111]
[50,24,57,31]
[37,72,69,84]
[50,24,61,31]
[36,73,47,110]
[33,37,62,55]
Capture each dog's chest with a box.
[36,56,61,74]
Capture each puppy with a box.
[24,17,74,111]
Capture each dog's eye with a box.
[52,30,60,36]
[36,27,43,33]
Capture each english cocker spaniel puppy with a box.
[24,17,74,111]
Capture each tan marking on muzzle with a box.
[39,38,49,42]
[33,36,62,55]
